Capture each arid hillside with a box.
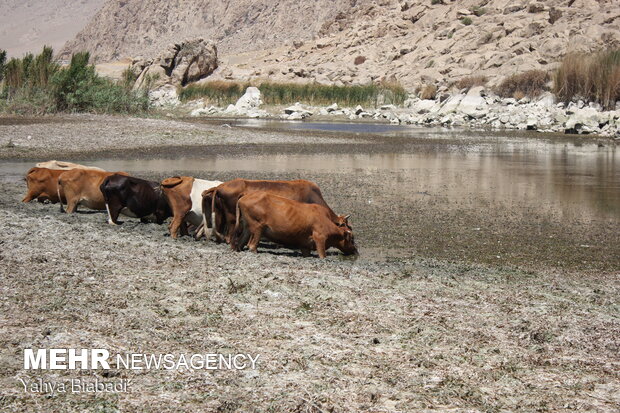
[61,0,620,88]
[59,0,368,61]
[0,0,105,58]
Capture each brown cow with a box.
[161,176,222,239]
[22,167,67,203]
[231,192,357,258]
[202,179,351,244]
[58,169,128,213]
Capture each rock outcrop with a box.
[133,38,217,89]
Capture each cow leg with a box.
[247,226,264,253]
[65,198,79,214]
[105,202,122,225]
[194,222,205,240]
[180,221,190,237]
[22,192,35,203]
[300,248,312,257]
[314,235,327,259]
[169,215,185,239]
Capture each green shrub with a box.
[472,6,486,17]
[1,47,148,114]
[461,17,473,26]
[0,49,7,83]
[179,81,407,107]
[496,70,550,99]
[553,49,620,110]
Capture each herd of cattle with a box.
[22,160,358,258]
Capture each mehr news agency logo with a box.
[19,348,260,395]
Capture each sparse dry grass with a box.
[554,49,620,110]
[1,200,618,412]
[419,84,437,100]
[496,70,550,99]
[454,75,488,91]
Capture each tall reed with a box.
[554,49,620,110]
[179,81,407,107]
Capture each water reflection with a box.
[2,140,617,221]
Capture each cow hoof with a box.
[108,220,119,226]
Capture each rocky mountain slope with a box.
[61,0,619,88]
[59,0,365,62]
[0,0,106,58]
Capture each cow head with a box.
[336,214,352,230]
[339,228,358,256]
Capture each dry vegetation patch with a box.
[0,185,618,412]
[554,49,620,110]
[496,70,550,99]
[454,75,488,91]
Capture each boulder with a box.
[457,87,487,117]
[148,84,181,108]
[412,99,437,114]
[439,94,465,114]
[235,87,262,111]
[133,37,217,90]
[326,103,339,112]
[284,103,313,116]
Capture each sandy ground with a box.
[0,114,619,412]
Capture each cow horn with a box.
[343,214,351,220]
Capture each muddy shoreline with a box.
[1,114,618,411]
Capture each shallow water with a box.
[4,124,617,220]
[2,120,618,270]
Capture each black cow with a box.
[100,174,171,225]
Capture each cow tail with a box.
[210,188,225,241]
[57,178,65,213]
[231,196,243,251]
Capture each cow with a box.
[202,179,351,244]
[231,191,357,258]
[57,169,129,213]
[35,160,104,171]
[161,176,222,239]
[100,174,172,225]
[22,167,67,204]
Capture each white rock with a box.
[326,103,339,112]
[535,92,555,108]
[412,99,437,114]
[439,94,465,114]
[458,87,487,117]
[288,112,305,120]
[284,104,313,116]
[234,87,262,111]
[190,108,209,116]
[148,85,180,107]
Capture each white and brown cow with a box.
[161,176,222,239]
